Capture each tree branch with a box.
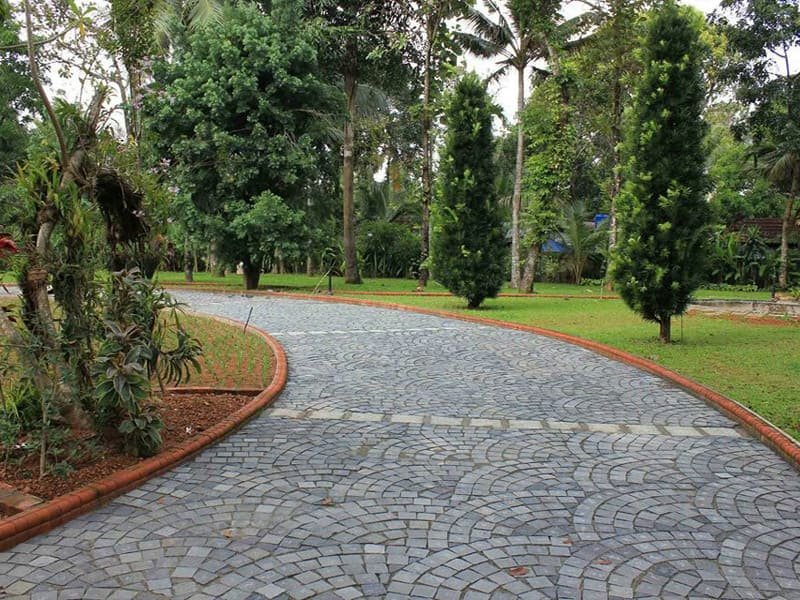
[23,0,69,170]
[0,24,76,51]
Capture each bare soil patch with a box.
[0,392,254,511]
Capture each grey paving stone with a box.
[1,292,799,598]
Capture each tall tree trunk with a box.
[510,65,525,289]
[418,25,434,289]
[519,244,539,293]
[126,59,143,142]
[110,54,134,140]
[24,0,67,169]
[342,71,361,284]
[277,250,285,275]
[609,75,623,252]
[22,2,103,421]
[659,317,671,343]
[306,255,314,277]
[27,216,59,349]
[210,240,225,277]
[22,0,66,352]
[183,234,193,282]
[778,167,798,289]
[242,259,260,290]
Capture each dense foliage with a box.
[713,0,800,289]
[520,78,575,291]
[145,2,336,288]
[0,11,38,174]
[612,2,710,342]
[433,73,506,308]
[358,221,421,279]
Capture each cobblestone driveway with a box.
[2,291,799,599]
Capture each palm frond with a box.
[296,109,344,146]
[484,62,511,85]
[186,0,223,30]
[530,66,552,83]
[454,31,508,60]
[766,150,799,185]
[482,0,516,42]
[355,83,391,119]
[461,4,513,50]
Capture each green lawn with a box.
[3,269,775,300]
[355,293,800,440]
[153,271,774,300]
[692,288,773,300]
[0,303,272,393]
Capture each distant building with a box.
[731,218,799,246]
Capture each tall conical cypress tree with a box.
[612,2,710,342]
[433,73,506,309]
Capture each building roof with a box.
[732,218,798,242]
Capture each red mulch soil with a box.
[0,392,253,511]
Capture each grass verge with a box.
[175,313,272,389]
[0,302,271,394]
[154,271,775,300]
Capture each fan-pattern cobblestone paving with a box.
[1,291,799,599]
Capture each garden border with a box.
[0,315,287,551]
[208,288,800,470]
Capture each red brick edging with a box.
[232,289,800,470]
[0,316,287,551]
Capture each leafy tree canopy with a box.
[145,1,339,282]
[705,103,784,223]
[0,10,39,176]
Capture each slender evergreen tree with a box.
[611,2,710,342]
[433,73,506,309]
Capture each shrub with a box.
[703,283,759,292]
[92,269,201,457]
[357,221,420,278]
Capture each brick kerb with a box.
[0,315,287,551]
[202,288,800,472]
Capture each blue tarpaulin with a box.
[542,239,566,253]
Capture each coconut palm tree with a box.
[458,0,590,288]
[417,0,469,289]
[458,0,556,288]
[152,0,224,45]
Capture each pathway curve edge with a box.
[226,289,800,470]
[0,315,287,551]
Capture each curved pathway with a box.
[2,291,800,599]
